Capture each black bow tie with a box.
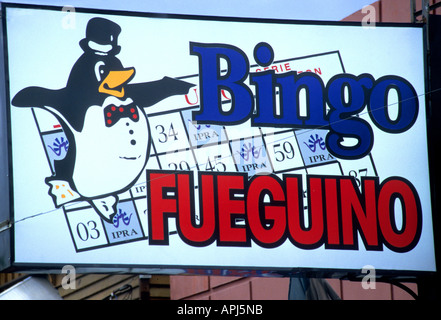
[104,102,139,127]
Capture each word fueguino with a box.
[148,171,421,252]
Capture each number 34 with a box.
[156,123,178,143]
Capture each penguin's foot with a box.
[90,195,118,223]
[46,180,81,207]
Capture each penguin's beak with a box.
[99,67,135,98]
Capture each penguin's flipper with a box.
[126,77,195,108]
[11,86,64,109]
[11,87,86,132]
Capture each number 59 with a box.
[273,141,295,162]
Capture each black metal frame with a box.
[0,3,437,292]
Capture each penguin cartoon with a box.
[12,17,194,222]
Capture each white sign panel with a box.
[3,4,436,274]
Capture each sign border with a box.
[1,2,435,279]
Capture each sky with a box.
[0,0,375,21]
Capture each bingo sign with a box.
[2,3,436,275]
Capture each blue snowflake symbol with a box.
[48,137,69,156]
[304,134,326,152]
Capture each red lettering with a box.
[305,177,325,246]
[378,178,421,252]
[177,173,216,245]
[146,171,422,253]
[217,174,248,245]
[221,89,231,100]
[286,176,324,248]
[340,177,379,250]
[254,63,290,73]
[324,178,340,247]
[185,87,199,105]
[147,171,177,244]
[247,175,286,247]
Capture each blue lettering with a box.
[325,74,374,159]
[190,42,419,160]
[251,71,327,128]
[368,76,419,133]
[190,42,254,124]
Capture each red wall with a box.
[170,276,289,300]
[170,275,418,300]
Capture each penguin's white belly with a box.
[72,103,149,198]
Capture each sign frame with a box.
[0,2,437,278]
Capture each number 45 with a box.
[205,154,226,171]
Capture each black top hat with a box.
[79,17,121,55]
